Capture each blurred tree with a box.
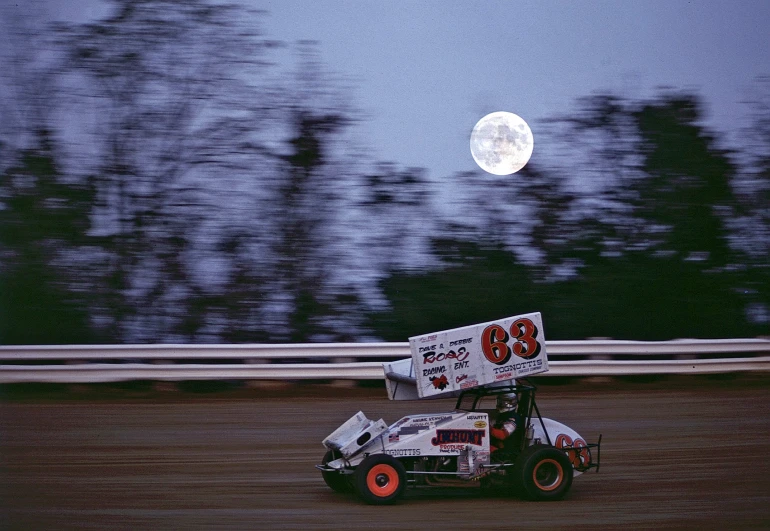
[0,8,100,344]
[271,106,349,341]
[352,162,437,301]
[632,93,733,265]
[248,45,371,342]
[366,164,555,340]
[54,0,281,342]
[187,230,272,343]
[729,76,770,333]
[626,93,746,338]
[369,237,537,341]
[441,165,570,268]
[0,130,96,343]
[537,92,748,339]
[374,91,758,340]
[3,2,416,344]
[351,162,440,339]
[356,163,434,272]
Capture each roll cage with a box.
[454,381,543,453]
[455,381,600,472]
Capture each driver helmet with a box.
[496,392,518,413]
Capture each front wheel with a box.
[512,444,574,501]
[321,449,351,493]
[354,454,406,505]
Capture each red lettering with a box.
[510,318,541,359]
[482,319,542,365]
[481,324,512,365]
[423,348,471,364]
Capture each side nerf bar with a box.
[561,434,602,473]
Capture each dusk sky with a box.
[261,0,770,179]
[29,0,770,179]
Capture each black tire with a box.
[321,449,351,493]
[354,454,407,505]
[512,444,573,501]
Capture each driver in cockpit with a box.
[490,392,521,454]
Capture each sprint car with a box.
[316,312,601,504]
[316,381,601,504]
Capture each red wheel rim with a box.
[366,464,399,497]
[532,458,563,491]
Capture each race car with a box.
[316,381,601,504]
[316,312,601,504]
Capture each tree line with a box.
[1,1,768,344]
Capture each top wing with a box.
[383,312,549,400]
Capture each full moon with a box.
[470,111,534,175]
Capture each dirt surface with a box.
[2,377,770,530]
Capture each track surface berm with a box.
[2,376,769,530]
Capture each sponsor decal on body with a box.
[394,415,454,433]
[439,444,467,453]
[385,448,421,456]
[431,429,485,446]
[423,415,453,423]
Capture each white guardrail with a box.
[0,339,769,383]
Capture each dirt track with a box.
[2,377,770,530]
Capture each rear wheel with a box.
[321,449,351,493]
[354,454,406,505]
[512,444,573,501]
